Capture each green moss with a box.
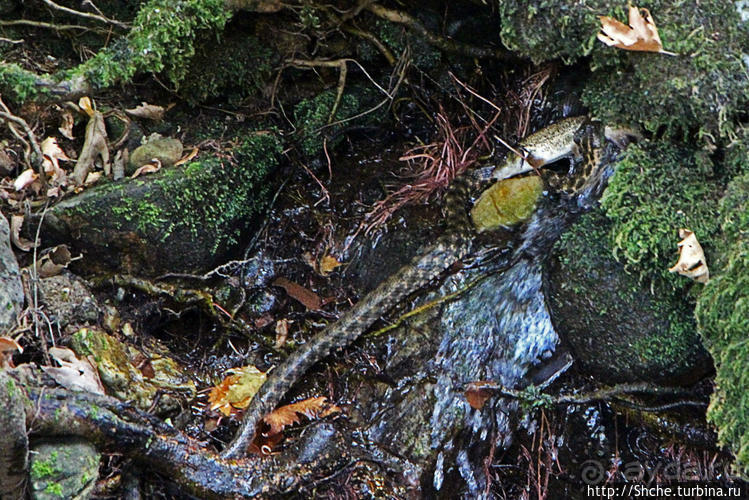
[72,0,231,89]
[294,89,362,158]
[89,405,100,419]
[376,19,441,70]
[31,451,60,480]
[5,378,16,397]
[0,63,48,103]
[44,483,64,497]
[696,173,749,476]
[600,142,721,288]
[582,0,748,143]
[179,32,274,105]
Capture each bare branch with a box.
[40,0,129,29]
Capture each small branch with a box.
[0,19,98,32]
[0,36,24,44]
[0,98,47,188]
[41,0,129,29]
[365,3,518,61]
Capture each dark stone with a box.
[545,209,712,385]
[0,213,23,335]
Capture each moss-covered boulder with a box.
[29,439,99,500]
[546,209,712,384]
[500,1,748,142]
[696,172,749,476]
[40,132,281,275]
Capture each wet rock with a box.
[545,209,712,385]
[69,327,196,415]
[29,439,99,500]
[38,133,281,276]
[40,271,101,333]
[470,175,543,231]
[0,213,23,335]
[128,133,183,172]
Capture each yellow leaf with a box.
[208,365,267,416]
[597,5,676,55]
[668,228,709,283]
[318,254,343,276]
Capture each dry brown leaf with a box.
[598,5,676,55]
[58,108,75,140]
[669,228,709,283]
[36,244,72,278]
[273,277,323,310]
[131,159,162,179]
[274,319,290,349]
[41,137,70,185]
[42,346,105,394]
[10,214,36,252]
[13,168,38,191]
[174,147,199,167]
[71,99,109,185]
[465,381,496,410]
[318,254,343,276]
[250,396,341,454]
[78,96,95,117]
[208,365,267,417]
[0,337,23,369]
[125,102,166,121]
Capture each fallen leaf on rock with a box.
[10,215,36,252]
[125,102,166,121]
[669,228,709,283]
[131,159,162,179]
[0,337,23,369]
[208,365,267,417]
[273,277,323,310]
[250,396,341,455]
[84,171,102,185]
[598,5,676,55]
[13,168,38,191]
[465,381,497,410]
[174,147,198,167]
[42,346,105,394]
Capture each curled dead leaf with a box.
[42,346,105,394]
[598,5,676,55]
[35,244,72,278]
[174,147,199,167]
[71,98,109,185]
[669,228,709,283]
[318,254,343,276]
[250,396,341,455]
[78,96,95,117]
[58,108,75,140]
[0,337,23,369]
[10,215,37,252]
[131,158,162,179]
[125,102,166,121]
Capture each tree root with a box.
[0,367,360,498]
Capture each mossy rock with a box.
[0,213,22,335]
[499,1,747,142]
[600,141,722,287]
[40,132,281,275]
[29,439,100,500]
[471,175,543,231]
[696,172,749,477]
[546,209,712,384]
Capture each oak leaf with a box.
[598,5,676,55]
[669,228,709,283]
[250,396,341,454]
[465,381,496,410]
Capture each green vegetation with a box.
[72,0,231,89]
[696,172,749,477]
[600,142,721,287]
[0,63,47,103]
[44,483,64,497]
[294,89,362,158]
[30,451,60,480]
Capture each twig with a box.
[0,19,98,32]
[0,36,24,44]
[366,3,518,61]
[0,98,47,188]
[40,0,129,29]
